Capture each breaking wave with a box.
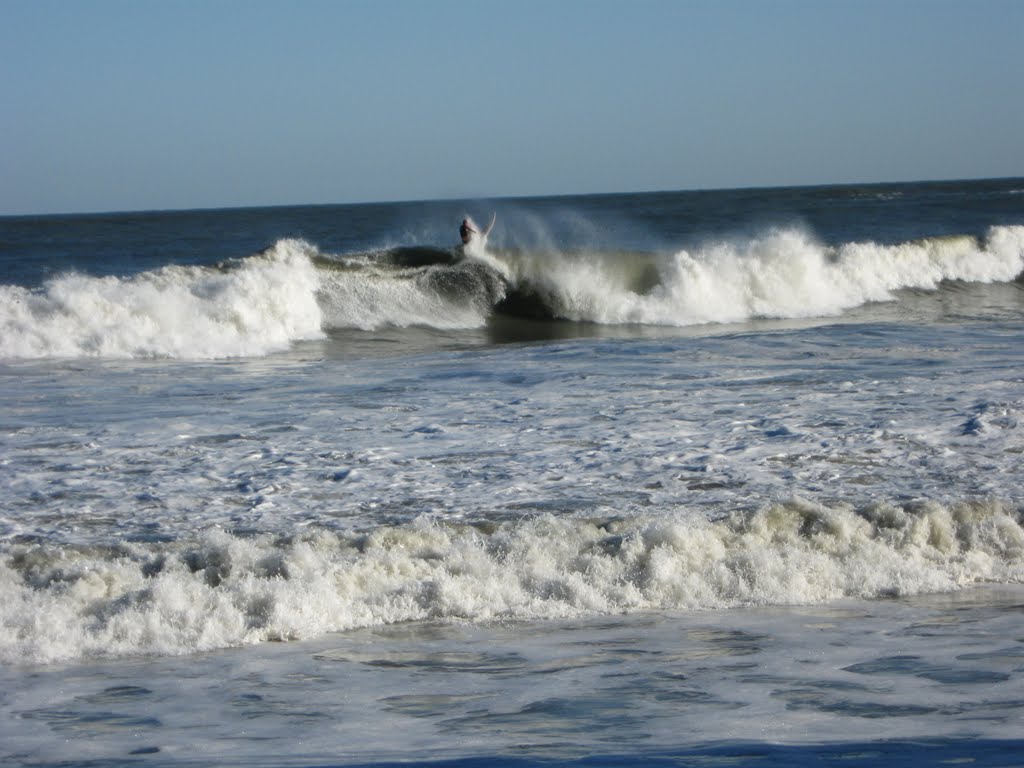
[3,498,1023,663]
[0,240,326,360]
[495,225,1024,323]
[2,225,1023,360]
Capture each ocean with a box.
[2,178,1023,767]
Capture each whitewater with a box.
[4,223,1023,360]
[2,179,1024,767]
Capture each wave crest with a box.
[496,225,1024,325]
[316,244,506,332]
[3,225,1022,360]
[0,239,325,359]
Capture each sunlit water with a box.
[2,179,1023,765]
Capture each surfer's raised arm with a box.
[459,213,496,246]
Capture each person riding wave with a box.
[460,213,496,246]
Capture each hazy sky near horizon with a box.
[3,0,1022,215]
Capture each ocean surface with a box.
[2,178,1024,766]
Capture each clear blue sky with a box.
[2,0,1022,215]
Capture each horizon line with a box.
[3,174,1022,220]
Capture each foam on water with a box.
[4,585,1023,766]
[0,239,325,359]
[496,225,1024,325]
[3,183,1024,766]
[3,498,1022,664]
[316,240,504,332]
[2,225,1022,360]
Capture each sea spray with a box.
[316,249,505,331]
[3,226,1023,359]
[493,225,1024,325]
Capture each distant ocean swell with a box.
[1,226,1023,360]
[2,498,1022,663]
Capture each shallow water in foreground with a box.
[3,585,1023,767]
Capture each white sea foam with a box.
[316,259,498,332]
[495,225,1024,325]
[3,499,1022,664]
[3,227,1022,358]
[0,239,325,359]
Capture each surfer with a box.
[459,213,496,245]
